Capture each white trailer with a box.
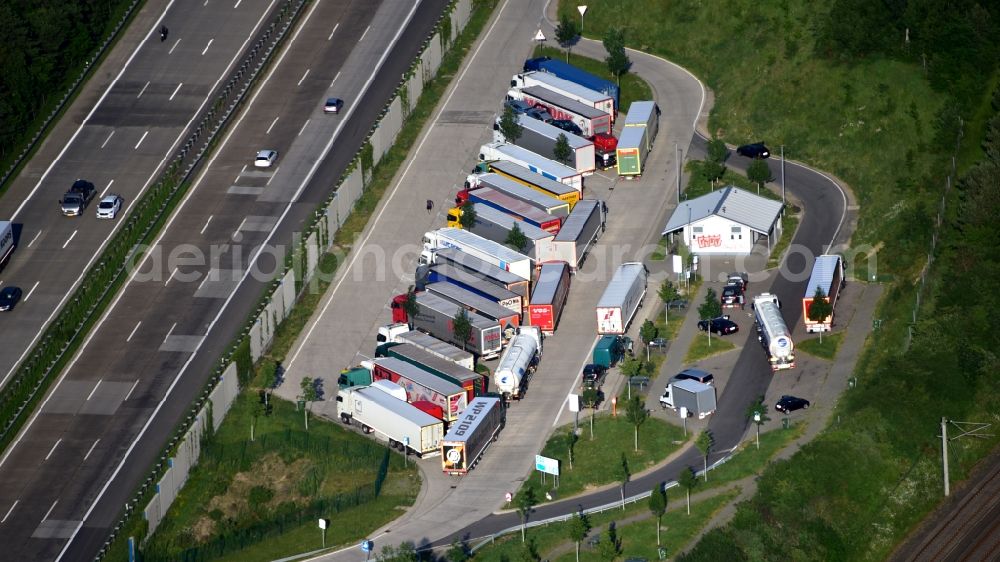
[622,101,659,151]
[479,142,583,191]
[458,203,554,259]
[511,72,616,118]
[508,87,612,136]
[391,330,475,371]
[494,333,538,400]
[421,228,533,281]
[615,126,650,178]
[535,199,607,271]
[441,397,505,475]
[752,293,795,370]
[493,115,596,175]
[802,254,846,333]
[596,262,648,335]
[0,221,14,266]
[336,386,444,456]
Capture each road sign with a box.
[534,29,546,41]
[535,454,560,476]
[567,393,580,412]
[318,519,327,530]
[361,540,374,553]
[577,5,588,16]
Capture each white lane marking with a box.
[83,440,100,461]
[1,500,18,523]
[100,179,114,198]
[164,267,178,286]
[136,81,149,99]
[27,231,41,248]
[200,215,213,234]
[134,131,149,150]
[24,281,39,301]
[329,71,340,88]
[165,323,177,340]
[233,0,243,8]
[85,380,102,401]
[169,38,181,54]
[44,440,62,461]
[101,131,115,148]
[42,500,58,521]
[267,169,277,185]
[201,38,214,55]
[233,217,247,238]
[266,116,279,134]
[62,230,77,249]
[297,120,310,136]
[169,82,183,101]
[123,380,139,402]
[297,68,310,86]
[54,3,420,557]
[359,24,370,42]
[327,22,339,41]
[127,321,141,342]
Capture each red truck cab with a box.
[390,293,410,324]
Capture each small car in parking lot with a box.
[737,142,770,159]
[96,194,123,219]
[775,395,810,413]
[671,368,714,386]
[648,338,667,351]
[549,119,583,136]
[504,99,533,115]
[323,97,344,114]
[721,284,745,309]
[697,315,739,335]
[0,286,23,311]
[254,149,278,168]
[526,106,552,122]
[581,364,608,389]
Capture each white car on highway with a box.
[254,149,278,168]
[96,194,123,219]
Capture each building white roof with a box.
[661,186,784,236]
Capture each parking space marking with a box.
[327,23,339,41]
[2,500,18,523]
[266,116,279,135]
[83,440,100,461]
[136,81,149,99]
[297,69,310,86]
[169,82,183,101]
[201,39,213,56]
[101,131,115,148]
[62,230,77,249]
[126,321,141,342]
[27,231,41,248]
[44,440,61,461]
[134,131,149,150]
[24,281,39,301]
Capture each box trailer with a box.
[409,290,504,359]
[336,386,444,456]
[375,343,487,401]
[423,247,530,302]
[534,199,606,271]
[528,262,571,335]
[424,282,521,334]
[441,397,505,475]
[658,379,717,419]
[451,186,562,234]
[753,293,795,370]
[0,221,14,267]
[378,327,476,371]
[421,228,533,281]
[508,87,612,137]
[422,263,522,314]
[596,262,648,334]
[370,357,468,422]
[615,126,650,178]
[463,172,573,215]
[494,115,596,175]
[803,254,846,332]
[511,72,615,121]
[622,101,659,151]
[476,160,581,204]
[523,57,620,111]
[447,203,554,259]
[479,142,583,192]
[494,333,539,400]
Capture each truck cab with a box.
[376,322,410,344]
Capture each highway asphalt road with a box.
[296,1,850,559]
[0,0,450,559]
[0,0,280,390]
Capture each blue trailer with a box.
[523,57,620,111]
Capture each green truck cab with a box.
[592,335,632,368]
[337,367,372,389]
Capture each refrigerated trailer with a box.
[425,282,521,333]
[421,228,533,281]
[596,263,648,334]
[615,126,649,178]
[409,290,504,359]
[511,71,616,119]
[528,262,571,334]
[423,247,530,302]
[447,203,554,259]
[508,86,612,137]
[376,327,476,371]
[336,386,444,457]
[535,199,606,271]
[523,57,620,111]
[478,142,583,192]
[493,114,596,175]
[803,254,846,332]
[375,343,487,401]
[463,172,573,215]
[451,186,562,234]
[476,160,581,204]
[441,397,505,475]
[422,263,523,314]
[622,101,659,151]
[369,357,468,422]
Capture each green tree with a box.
[447,539,470,562]
[402,290,419,326]
[648,483,667,546]
[701,160,726,185]
[746,396,770,450]
[602,27,630,86]
[614,452,630,510]
[568,428,579,470]
[807,286,834,342]
[582,388,600,439]
[452,309,473,352]
[505,222,530,253]
[707,138,728,164]
[658,278,681,322]
[698,288,722,345]
[624,396,648,451]
[639,319,657,360]
[377,543,419,562]
[567,511,590,562]
[499,104,523,144]
[695,430,714,482]
[553,132,572,163]
[677,467,698,515]
[554,13,578,61]
[458,200,478,229]
[597,524,622,562]
[619,355,649,399]
[516,487,538,542]
[300,376,319,430]
[747,158,771,193]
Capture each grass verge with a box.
[683,333,736,363]
[795,332,844,360]
[765,213,799,269]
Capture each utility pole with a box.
[941,417,949,496]
[676,143,681,204]
[780,145,786,205]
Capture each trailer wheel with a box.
[340,414,351,425]
[388,439,398,449]
[362,424,372,434]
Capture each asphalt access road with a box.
[0,0,450,560]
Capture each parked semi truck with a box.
[476,160,583,203]
[423,282,521,333]
[0,221,14,267]
[616,126,649,178]
[375,342,486,401]
[494,332,539,401]
[407,290,504,359]
[752,293,795,370]
[658,379,717,419]
[507,87,611,137]
[422,247,530,302]
[493,114,596,175]
[802,254,846,332]
[478,142,583,191]
[421,228,533,281]
[338,367,372,389]
[463,172,573,214]
[528,262,571,334]
[441,397,505,475]
[523,56,620,111]
[369,357,468,422]
[447,202,554,259]
[534,199,606,271]
[511,71,615,120]
[375,325,476,370]
[596,262,648,334]
[450,185,562,233]
[622,101,659,151]
[336,386,444,456]
[420,263,522,314]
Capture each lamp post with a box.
[780,145,786,205]
[676,143,681,204]
[577,5,587,34]
[754,412,761,450]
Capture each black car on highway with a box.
[737,142,770,159]
[697,315,739,335]
[775,395,810,413]
[0,286,23,311]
